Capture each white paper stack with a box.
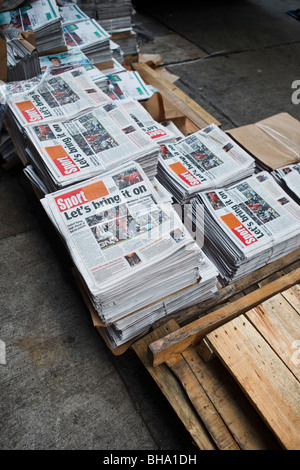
[157,123,256,204]
[3,27,41,81]
[105,70,153,101]
[7,67,161,188]
[188,171,300,285]
[0,1,25,12]
[8,67,110,126]
[63,18,112,66]
[119,98,175,144]
[40,161,218,341]
[0,0,66,54]
[103,252,219,347]
[93,0,133,33]
[39,49,108,91]
[271,164,300,203]
[59,3,89,26]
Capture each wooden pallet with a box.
[132,268,300,450]
[132,62,220,131]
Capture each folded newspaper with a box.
[0,0,66,54]
[39,49,108,91]
[63,18,112,66]
[23,98,160,190]
[271,163,300,202]
[119,97,175,144]
[106,70,153,101]
[157,123,256,204]
[188,171,300,284]
[103,252,219,347]
[8,67,111,126]
[40,161,217,331]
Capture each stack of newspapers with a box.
[157,123,255,204]
[188,171,300,285]
[39,49,108,91]
[40,160,219,344]
[106,70,153,101]
[0,1,25,12]
[0,0,66,54]
[63,17,112,66]
[3,27,41,81]
[6,67,160,190]
[94,0,133,33]
[271,164,300,203]
[119,98,176,144]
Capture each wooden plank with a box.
[152,248,300,329]
[166,354,240,450]
[245,291,300,380]
[132,320,216,450]
[205,315,300,450]
[148,267,300,367]
[183,347,281,450]
[132,62,221,129]
[281,284,300,313]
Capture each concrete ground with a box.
[0,0,299,451]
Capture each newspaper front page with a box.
[8,67,110,126]
[3,0,60,32]
[41,161,200,322]
[272,163,300,200]
[39,50,106,86]
[25,99,160,188]
[194,171,300,282]
[63,19,110,49]
[158,123,255,202]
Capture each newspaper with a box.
[63,18,112,65]
[8,67,110,126]
[157,123,255,204]
[41,161,202,324]
[106,71,153,101]
[39,50,107,89]
[59,3,89,26]
[104,252,219,346]
[190,171,300,283]
[119,98,175,144]
[0,0,60,32]
[0,0,66,53]
[63,18,110,49]
[24,98,160,189]
[272,163,300,201]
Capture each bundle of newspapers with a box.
[0,1,25,12]
[188,171,300,285]
[63,17,112,66]
[271,163,300,203]
[2,27,41,81]
[39,49,108,91]
[6,67,160,190]
[106,70,153,101]
[119,97,176,144]
[76,0,133,33]
[157,123,256,204]
[40,160,219,344]
[0,0,66,54]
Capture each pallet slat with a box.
[166,354,240,450]
[148,267,300,367]
[205,315,300,450]
[182,348,281,450]
[132,62,221,129]
[246,290,300,380]
[132,320,216,450]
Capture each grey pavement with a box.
[1,0,300,451]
